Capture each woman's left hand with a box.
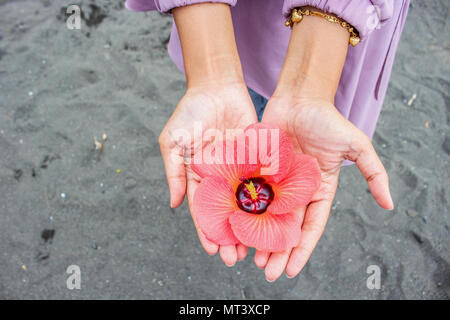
[256,94,394,282]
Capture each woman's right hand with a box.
[159,3,259,267]
[158,81,258,266]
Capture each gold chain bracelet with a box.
[285,8,361,47]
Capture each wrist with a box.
[185,54,245,89]
[173,3,244,90]
[273,71,335,102]
[274,6,349,102]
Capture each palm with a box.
[255,96,393,281]
[263,96,359,169]
[167,84,257,137]
[159,83,258,266]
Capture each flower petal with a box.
[193,176,240,245]
[268,154,321,214]
[245,123,293,182]
[229,211,302,252]
[191,138,258,190]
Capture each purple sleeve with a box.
[282,0,395,40]
[125,0,237,13]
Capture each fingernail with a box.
[266,278,275,283]
[286,274,295,279]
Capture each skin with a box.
[159,4,255,266]
[159,4,393,277]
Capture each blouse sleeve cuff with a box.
[282,0,394,40]
[126,0,237,14]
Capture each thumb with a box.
[350,134,394,210]
[159,135,187,208]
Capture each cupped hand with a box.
[158,82,258,266]
[256,95,394,281]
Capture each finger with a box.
[352,137,394,210]
[219,245,238,267]
[159,137,186,208]
[186,177,219,256]
[285,198,332,278]
[197,229,219,256]
[236,244,248,261]
[254,250,270,269]
[265,250,291,282]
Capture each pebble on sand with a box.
[406,209,419,218]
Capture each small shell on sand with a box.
[407,93,417,106]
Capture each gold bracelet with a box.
[285,8,361,47]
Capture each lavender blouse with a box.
[125,0,409,139]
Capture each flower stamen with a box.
[245,181,259,200]
[235,177,274,214]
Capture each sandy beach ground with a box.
[0,0,448,299]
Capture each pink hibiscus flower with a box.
[192,123,321,252]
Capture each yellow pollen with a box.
[245,181,259,200]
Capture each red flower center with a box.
[235,177,274,214]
